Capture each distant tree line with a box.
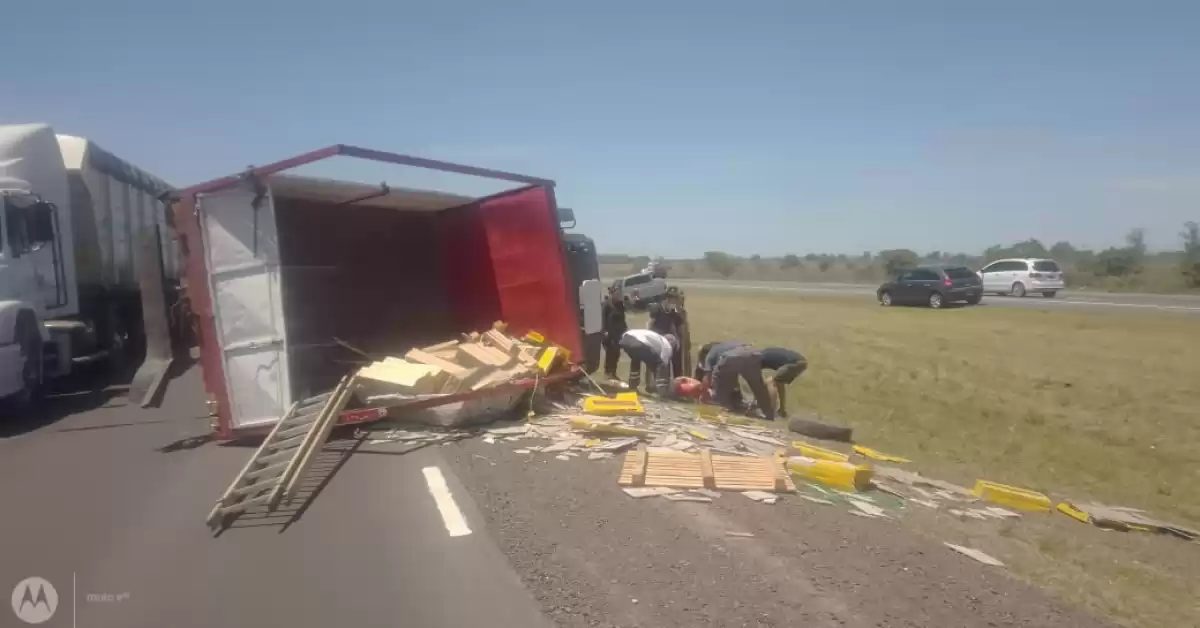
[600,222,1200,291]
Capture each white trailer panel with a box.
[57,135,177,291]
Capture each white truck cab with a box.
[0,124,176,411]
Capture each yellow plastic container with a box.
[524,331,546,345]
[973,480,1051,512]
[787,456,873,491]
[792,441,850,463]
[536,347,562,374]
[1056,502,1090,524]
[580,394,645,417]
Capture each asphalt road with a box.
[0,372,550,628]
[654,279,1200,314]
[1,368,1114,628]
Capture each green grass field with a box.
[640,289,1200,628]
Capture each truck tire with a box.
[5,312,44,413]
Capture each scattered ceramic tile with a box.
[984,507,1021,519]
[944,543,1004,567]
[743,491,779,505]
[725,531,755,538]
[799,495,835,506]
[850,500,888,518]
[623,487,678,499]
[911,499,940,509]
[512,449,532,454]
[665,493,713,503]
[587,452,615,461]
[554,454,571,461]
[488,425,530,436]
[691,489,722,499]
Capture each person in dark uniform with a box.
[601,286,628,379]
[646,301,685,378]
[758,347,808,419]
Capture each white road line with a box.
[422,466,472,537]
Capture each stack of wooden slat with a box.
[355,322,560,398]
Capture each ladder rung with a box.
[282,409,321,425]
[232,480,276,499]
[274,422,316,442]
[257,447,302,467]
[243,461,290,483]
[297,392,333,408]
[271,432,307,451]
[218,493,273,517]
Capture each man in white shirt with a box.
[618,329,677,394]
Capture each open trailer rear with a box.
[171,145,600,439]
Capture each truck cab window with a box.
[5,201,31,257]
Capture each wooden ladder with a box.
[206,376,355,529]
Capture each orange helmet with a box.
[671,377,704,399]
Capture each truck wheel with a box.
[7,314,44,412]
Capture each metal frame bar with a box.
[175,144,554,199]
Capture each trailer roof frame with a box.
[173,144,556,200]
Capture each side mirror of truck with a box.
[557,207,576,229]
[30,202,56,243]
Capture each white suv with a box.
[978,258,1065,298]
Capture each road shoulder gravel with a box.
[445,438,1117,628]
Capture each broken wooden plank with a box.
[632,443,649,486]
[483,329,517,354]
[404,349,471,379]
[457,343,514,368]
[358,358,447,394]
[422,339,459,353]
[699,450,716,490]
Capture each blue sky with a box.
[4,1,1198,257]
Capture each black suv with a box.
[877,266,983,309]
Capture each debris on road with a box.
[743,491,779,505]
[665,493,714,503]
[787,456,872,491]
[725,531,756,538]
[792,441,850,462]
[623,487,678,499]
[798,495,835,506]
[943,543,1005,567]
[973,480,1052,512]
[207,378,354,530]
[1056,501,1199,540]
[619,444,794,493]
[853,445,912,463]
[849,500,889,518]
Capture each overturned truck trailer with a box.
[172,145,598,439]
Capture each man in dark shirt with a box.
[694,340,748,380]
[647,301,686,378]
[601,287,628,378]
[758,347,808,419]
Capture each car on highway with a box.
[877,266,983,309]
[978,258,1065,298]
[610,271,669,309]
